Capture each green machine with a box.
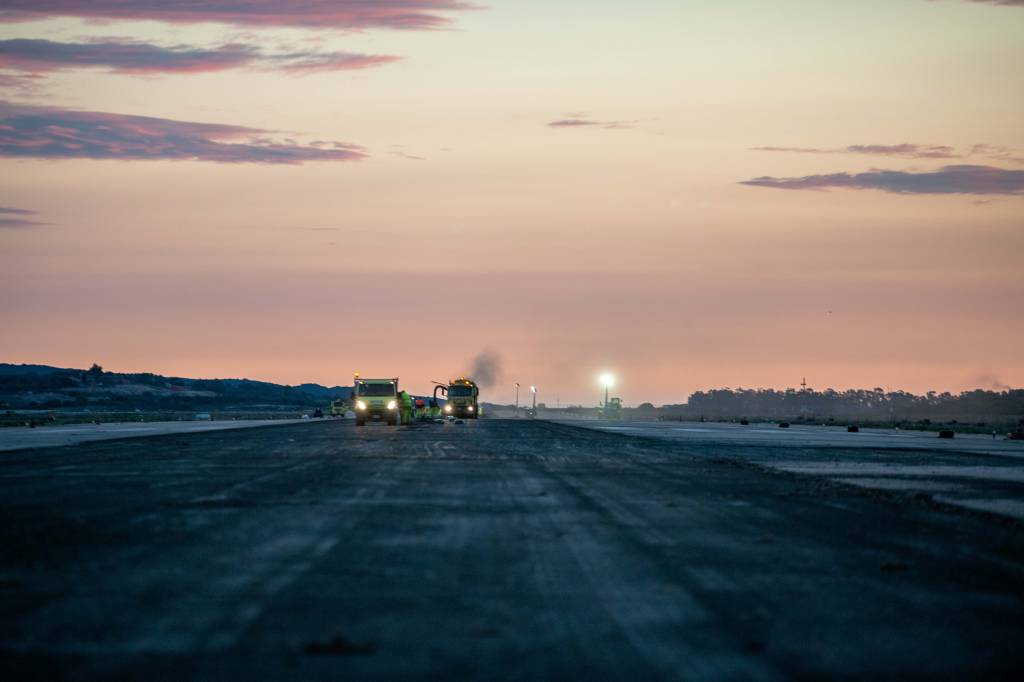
[602,397,622,420]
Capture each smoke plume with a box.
[969,373,1011,392]
[469,349,502,388]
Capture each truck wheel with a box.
[356,418,366,426]
[388,417,397,426]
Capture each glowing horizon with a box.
[2,0,1023,405]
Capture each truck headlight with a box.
[387,400,397,410]
[356,400,367,411]
[444,405,452,413]
[467,406,474,412]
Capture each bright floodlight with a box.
[530,386,536,393]
[599,372,615,388]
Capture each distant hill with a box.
[0,363,351,410]
[0,363,65,376]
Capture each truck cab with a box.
[353,376,400,426]
[442,377,480,419]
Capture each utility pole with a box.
[800,377,809,421]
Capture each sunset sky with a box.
[1,0,1022,405]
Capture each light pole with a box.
[599,372,615,409]
[531,385,537,411]
[515,383,520,415]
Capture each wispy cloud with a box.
[0,39,399,77]
[0,101,366,164]
[271,51,400,73]
[0,69,42,94]
[969,144,1024,165]
[752,143,958,159]
[547,115,636,130]
[548,118,597,128]
[0,1,477,31]
[0,39,254,75]
[0,206,46,228]
[753,142,1024,164]
[741,165,1024,195]
[957,1,1024,6]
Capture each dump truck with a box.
[435,377,481,419]
[352,374,400,426]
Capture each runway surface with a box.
[2,419,1022,680]
[570,421,1024,520]
[0,419,308,452]
[570,420,1024,457]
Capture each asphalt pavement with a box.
[2,419,1022,680]
[0,419,308,452]
[569,421,1024,520]
[571,420,1024,457]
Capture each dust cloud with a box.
[469,349,502,388]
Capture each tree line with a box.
[679,388,1024,424]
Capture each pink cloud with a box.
[0,1,477,31]
[741,165,1024,195]
[548,117,636,130]
[752,142,1024,165]
[0,101,366,164]
[0,69,43,94]
[0,39,400,77]
[0,205,47,228]
[752,143,959,159]
[270,51,401,73]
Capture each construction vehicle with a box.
[602,396,622,420]
[352,373,400,426]
[329,398,348,417]
[434,377,481,419]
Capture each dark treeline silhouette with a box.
[0,363,350,410]
[3,364,1022,427]
[682,388,1023,424]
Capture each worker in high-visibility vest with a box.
[399,390,414,425]
[429,398,442,419]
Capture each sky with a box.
[1,0,1022,406]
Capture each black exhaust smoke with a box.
[469,349,502,389]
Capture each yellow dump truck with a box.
[438,377,480,419]
[353,375,400,426]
